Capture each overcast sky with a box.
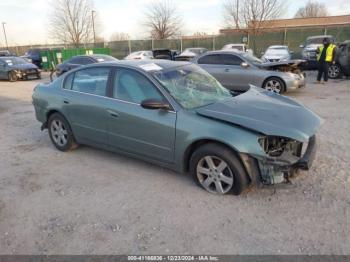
[0,0,349,46]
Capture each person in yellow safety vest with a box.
[316,38,337,84]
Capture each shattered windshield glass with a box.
[153,64,232,109]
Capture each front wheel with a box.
[48,113,78,152]
[263,77,285,94]
[328,64,342,79]
[8,71,18,82]
[189,143,249,195]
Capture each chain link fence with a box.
[4,26,350,59]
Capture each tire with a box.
[328,64,342,79]
[189,143,249,195]
[8,71,18,82]
[263,77,285,94]
[48,113,78,152]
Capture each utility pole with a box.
[2,22,8,50]
[91,10,96,46]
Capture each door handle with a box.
[107,109,119,118]
[63,99,70,104]
[224,68,230,72]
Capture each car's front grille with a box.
[26,69,37,74]
[269,59,280,62]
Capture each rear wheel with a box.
[8,71,18,82]
[48,113,78,152]
[328,64,342,79]
[263,77,285,94]
[189,143,249,195]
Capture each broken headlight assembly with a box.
[258,136,302,158]
[257,136,304,184]
[259,136,288,157]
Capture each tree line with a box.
[49,0,329,47]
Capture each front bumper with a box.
[293,135,317,170]
[14,69,40,80]
[240,136,317,186]
[285,74,306,91]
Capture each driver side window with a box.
[113,69,164,104]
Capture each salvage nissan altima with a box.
[32,60,322,195]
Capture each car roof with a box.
[224,43,245,46]
[85,59,191,73]
[202,50,245,55]
[185,47,207,50]
[0,56,19,60]
[307,35,334,39]
[268,45,288,49]
[72,55,109,58]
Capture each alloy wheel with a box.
[50,119,68,147]
[196,156,234,194]
[265,80,282,93]
[328,64,340,78]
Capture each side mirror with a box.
[299,44,304,48]
[241,62,250,68]
[261,51,265,55]
[141,99,171,111]
[290,51,294,55]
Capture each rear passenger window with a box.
[71,68,110,96]
[222,55,243,66]
[198,54,222,65]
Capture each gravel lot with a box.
[0,72,349,255]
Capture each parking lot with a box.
[0,72,349,255]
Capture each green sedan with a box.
[32,60,322,195]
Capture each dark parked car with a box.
[0,50,16,57]
[32,60,321,195]
[328,40,350,79]
[300,35,335,70]
[23,48,46,68]
[152,49,180,60]
[0,56,40,81]
[55,55,118,77]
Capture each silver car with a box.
[261,45,293,62]
[192,51,306,94]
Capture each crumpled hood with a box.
[259,59,305,68]
[196,86,323,142]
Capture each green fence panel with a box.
[60,47,110,61]
[40,49,63,71]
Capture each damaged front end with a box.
[260,59,307,75]
[253,135,317,185]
